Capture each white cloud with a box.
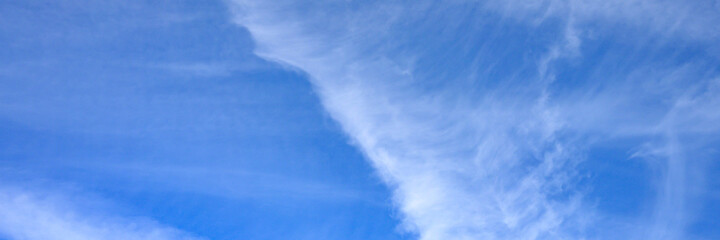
[228,0,720,239]
[483,0,720,43]
[0,185,203,240]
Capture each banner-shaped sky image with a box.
[2,1,720,240]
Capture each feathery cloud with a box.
[228,1,720,239]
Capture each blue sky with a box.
[1,0,720,240]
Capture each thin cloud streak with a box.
[68,162,386,204]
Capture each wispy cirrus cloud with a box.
[228,0,720,239]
